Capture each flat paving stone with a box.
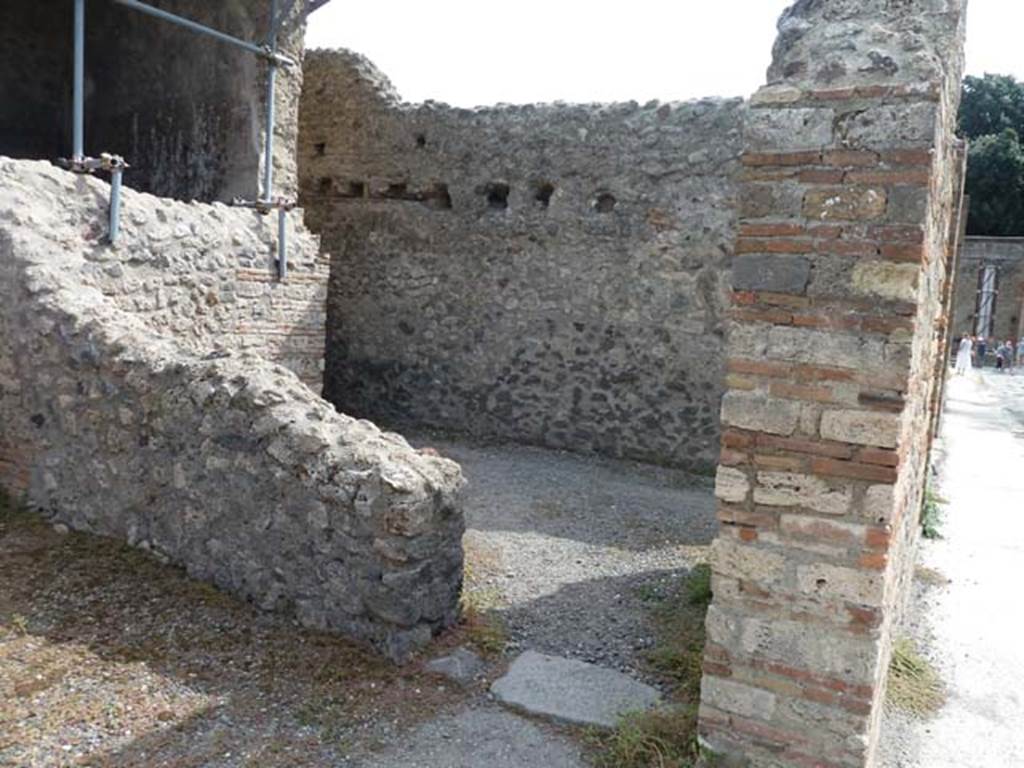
[491,650,661,728]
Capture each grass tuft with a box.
[913,566,950,587]
[684,564,712,608]
[920,487,946,540]
[591,706,701,768]
[459,558,508,656]
[591,564,713,768]
[887,637,944,715]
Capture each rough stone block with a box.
[796,563,885,606]
[851,260,921,303]
[740,182,805,218]
[780,514,866,546]
[732,254,811,294]
[720,391,802,436]
[838,103,938,149]
[702,676,778,720]
[715,466,750,503]
[820,410,901,448]
[754,472,852,515]
[887,186,929,224]
[863,484,896,522]
[803,187,887,221]
[745,107,835,151]
[766,325,887,370]
[711,538,788,585]
[737,615,880,684]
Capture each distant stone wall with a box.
[298,50,744,471]
[0,159,465,660]
[952,237,1024,340]
[701,0,967,765]
[0,0,305,203]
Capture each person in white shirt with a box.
[954,334,973,376]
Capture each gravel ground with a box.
[0,509,483,768]
[877,371,1024,767]
[414,433,717,684]
[1,436,715,767]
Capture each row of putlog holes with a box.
[315,177,617,214]
[312,137,617,213]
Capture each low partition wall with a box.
[0,159,465,660]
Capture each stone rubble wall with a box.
[700,1,967,766]
[0,158,465,661]
[952,236,1024,340]
[298,50,744,472]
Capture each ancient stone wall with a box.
[952,236,1024,341]
[0,158,465,660]
[62,179,329,392]
[0,0,304,203]
[700,1,967,765]
[298,50,744,471]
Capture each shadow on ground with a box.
[0,509,475,768]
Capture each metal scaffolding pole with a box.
[73,0,85,161]
[263,0,278,203]
[68,0,302,270]
[109,159,126,244]
[111,0,295,66]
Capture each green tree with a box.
[958,75,1024,235]
[960,74,1024,139]
[964,129,1024,236]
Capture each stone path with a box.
[878,370,1024,767]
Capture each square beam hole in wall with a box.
[423,183,453,210]
[593,191,617,213]
[533,182,555,208]
[483,182,510,210]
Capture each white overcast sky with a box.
[306,1,1022,107]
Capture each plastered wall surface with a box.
[299,50,744,472]
[0,158,465,660]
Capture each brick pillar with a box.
[698,2,966,767]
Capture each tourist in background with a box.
[996,340,1011,371]
[955,334,973,375]
[975,335,987,367]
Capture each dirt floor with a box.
[878,370,1024,767]
[0,437,715,768]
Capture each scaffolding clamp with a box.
[232,197,297,214]
[59,152,130,175]
[233,197,296,281]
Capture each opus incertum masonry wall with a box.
[701,1,966,766]
[0,160,465,661]
[299,50,744,472]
